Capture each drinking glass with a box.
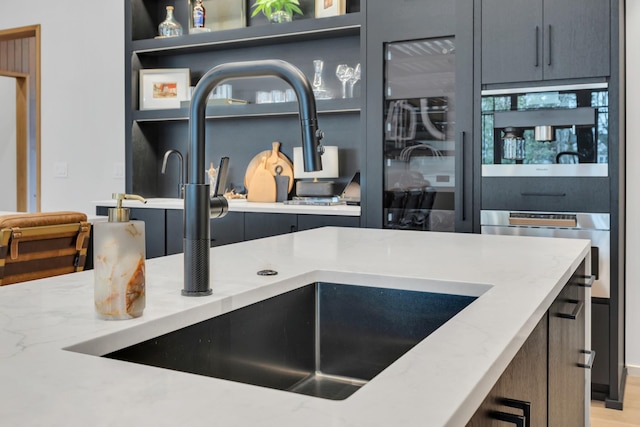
[255,91,272,104]
[336,64,354,99]
[348,63,361,98]
[271,89,286,103]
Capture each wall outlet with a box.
[113,162,125,179]
[54,162,68,178]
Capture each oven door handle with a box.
[521,192,566,197]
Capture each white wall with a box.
[0,1,125,215]
[0,76,17,211]
[625,2,640,376]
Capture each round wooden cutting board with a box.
[244,141,294,193]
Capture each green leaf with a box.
[251,0,304,18]
[286,4,303,15]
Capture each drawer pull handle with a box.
[491,411,525,427]
[557,299,583,320]
[493,398,531,427]
[578,350,596,369]
[575,274,595,288]
[501,398,531,427]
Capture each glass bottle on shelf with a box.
[193,0,206,29]
[312,59,331,100]
[158,6,183,38]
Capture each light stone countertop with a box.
[92,198,361,216]
[0,227,590,426]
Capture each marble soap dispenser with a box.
[93,193,147,320]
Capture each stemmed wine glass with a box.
[336,64,354,99]
[348,63,361,98]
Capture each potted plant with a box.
[250,0,303,23]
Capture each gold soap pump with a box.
[108,193,147,222]
[93,192,148,320]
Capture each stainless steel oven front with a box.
[480,210,610,298]
[481,83,609,178]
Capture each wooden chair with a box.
[0,211,91,286]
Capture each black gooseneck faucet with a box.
[183,59,324,296]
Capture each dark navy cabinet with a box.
[244,213,298,241]
[100,206,358,256]
[96,206,166,259]
[480,0,610,84]
[363,0,475,232]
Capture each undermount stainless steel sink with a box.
[104,282,476,400]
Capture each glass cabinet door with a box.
[383,37,457,231]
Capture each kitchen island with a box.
[0,227,590,426]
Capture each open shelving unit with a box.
[125,1,364,198]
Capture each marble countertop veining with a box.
[0,227,589,426]
[92,198,361,216]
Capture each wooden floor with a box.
[591,375,640,426]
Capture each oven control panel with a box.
[508,212,577,228]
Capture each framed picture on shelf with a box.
[315,0,346,18]
[139,68,190,110]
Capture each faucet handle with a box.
[212,157,230,197]
[210,157,230,220]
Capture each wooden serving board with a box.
[246,156,277,203]
[244,142,294,193]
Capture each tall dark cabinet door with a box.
[481,0,543,84]
[365,0,473,232]
[542,0,610,80]
[383,38,459,232]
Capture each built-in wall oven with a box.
[481,210,609,298]
[481,83,609,178]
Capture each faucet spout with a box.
[183,59,324,297]
[161,149,184,198]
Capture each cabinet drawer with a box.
[481,177,610,212]
[165,209,183,255]
[297,215,359,231]
[244,213,297,241]
[211,212,244,247]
